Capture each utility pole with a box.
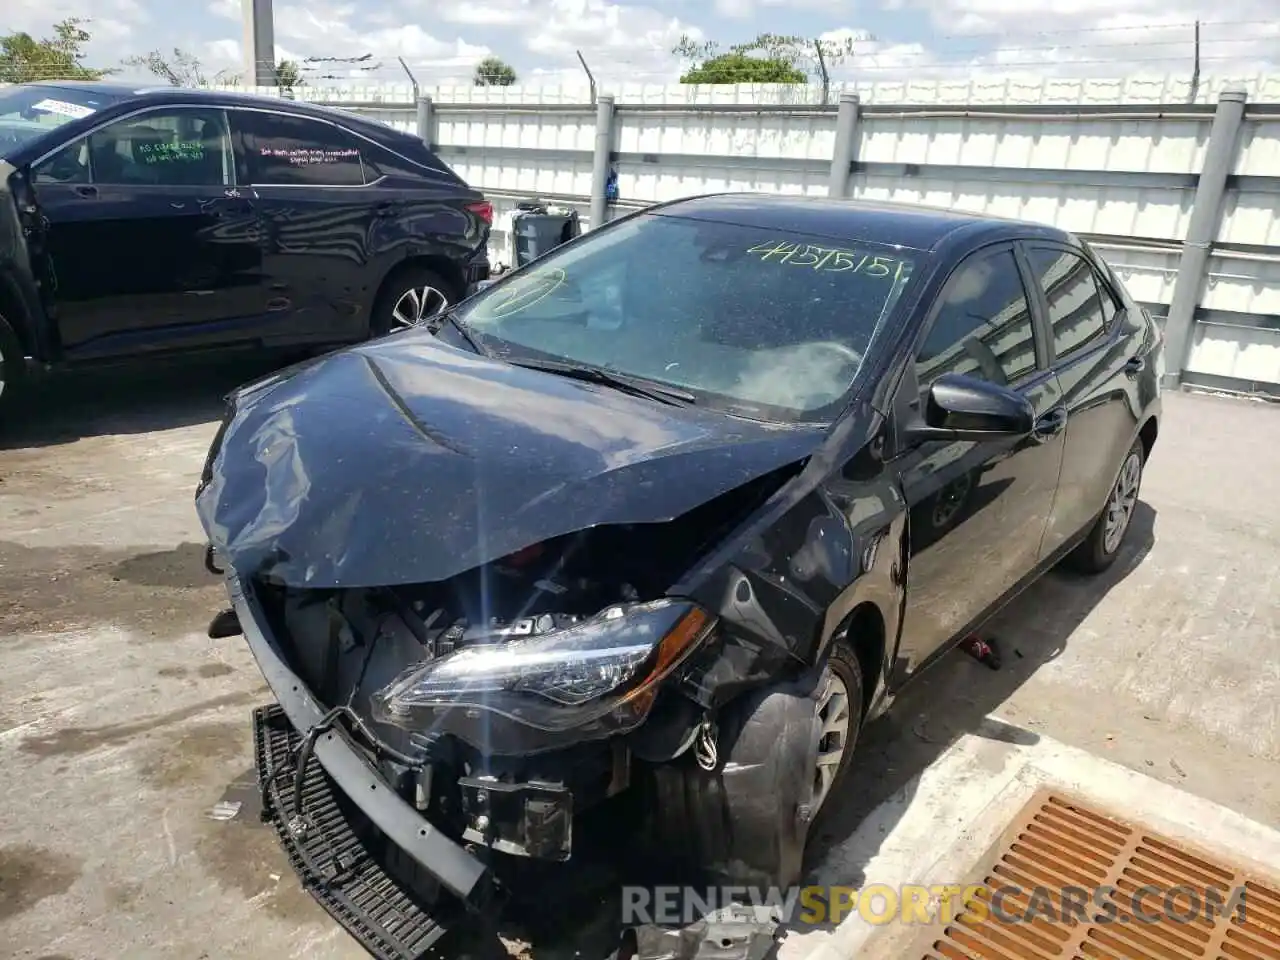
[242,0,277,87]
[1189,20,1202,103]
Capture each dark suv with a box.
[0,80,492,416]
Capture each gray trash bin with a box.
[512,200,581,268]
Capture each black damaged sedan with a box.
[196,193,1162,952]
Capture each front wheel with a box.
[812,643,863,820]
[1065,437,1145,574]
[643,643,864,890]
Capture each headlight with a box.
[370,599,714,746]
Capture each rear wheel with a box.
[1065,437,1145,574]
[370,266,459,337]
[0,312,26,422]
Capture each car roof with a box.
[19,80,405,142]
[653,193,1073,253]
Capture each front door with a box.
[30,106,265,358]
[888,244,1068,686]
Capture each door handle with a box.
[1033,407,1068,442]
[74,185,97,199]
[1124,355,1146,376]
[209,200,254,218]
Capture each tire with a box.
[812,641,864,822]
[0,312,26,423]
[1064,436,1145,575]
[643,643,865,890]
[369,266,460,337]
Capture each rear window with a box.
[362,139,465,185]
[458,212,918,422]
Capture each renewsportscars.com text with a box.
[621,883,1253,927]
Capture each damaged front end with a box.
[202,335,847,956]
[255,553,716,864]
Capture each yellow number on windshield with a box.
[744,239,905,278]
[747,240,801,262]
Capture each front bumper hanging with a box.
[254,704,457,960]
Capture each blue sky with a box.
[7,0,1278,88]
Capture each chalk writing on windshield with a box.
[137,141,205,163]
[261,146,360,166]
[745,240,908,281]
[483,268,568,318]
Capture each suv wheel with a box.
[0,312,25,421]
[1065,437,1145,574]
[372,267,458,336]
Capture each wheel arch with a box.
[833,600,886,719]
[369,254,466,332]
[1138,415,1158,460]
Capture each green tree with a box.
[275,59,304,90]
[679,51,805,84]
[674,32,871,97]
[473,56,517,86]
[122,47,208,87]
[0,17,115,83]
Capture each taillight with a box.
[465,200,493,224]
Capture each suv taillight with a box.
[465,200,493,224]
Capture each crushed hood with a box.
[196,332,828,588]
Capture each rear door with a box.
[1021,242,1147,559]
[888,243,1068,685]
[30,105,265,358]
[228,109,379,344]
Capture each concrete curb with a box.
[781,715,1280,959]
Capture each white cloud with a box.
[208,0,238,21]
[5,0,149,64]
[421,0,699,81]
[7,0,1278,91]
[888,0,1280,76]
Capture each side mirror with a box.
[902,372,1035,445]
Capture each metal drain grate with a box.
[916,790,1280,959]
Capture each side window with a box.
[87,109,230,186]
[1026,247,1110,358]
[916,249,1037,388]
[33,141,91,184]
[233,111,366,186]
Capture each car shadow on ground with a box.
[0,354,290,451]
[783,501,1158,945]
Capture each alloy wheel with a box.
[812,667,853,816]
[391,285,450,330]
[1103,451,1142,554]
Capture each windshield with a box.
[456,211,918,422]
[0,85,121,156]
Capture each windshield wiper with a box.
[505,357,696,406]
